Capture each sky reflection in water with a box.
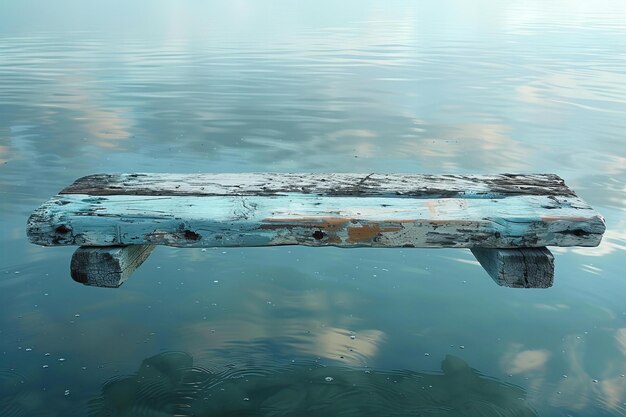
[1,1,626,416]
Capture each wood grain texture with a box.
[70,245,155,287]
[28,192,605,248]
[471,247,554,288]
[61,173,577,198]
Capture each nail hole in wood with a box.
[312,230,325,240]
[55,225,71,234]
[183,230,200,241]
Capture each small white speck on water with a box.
[243,397,250,401]
[365,370,370,374]
[81,367,87,370]
[562,375,568,378]
[201,248,207,252]
[58,358,66,362]
[459,345,465,349]
[325,377,333,382]
[74,314,80,318]
[592,379,598,383]
[64,390,70,396]
[213,280,219,283]
[621,374,625,378]
[44,293,48,296]
[25,348,32,352]
[156,266,161,269]
[350,335,356,340]
[44,353,50,356]
[424,353,430,356]
[42,365,48,368]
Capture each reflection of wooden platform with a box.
[27,173,605,288]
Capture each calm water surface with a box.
[1,1,626,416]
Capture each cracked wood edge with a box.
[28,194,606,248]
[70,245,155,287]
[471,247,554,288]
[59,173,578,198]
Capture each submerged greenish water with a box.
[1,1,626,416]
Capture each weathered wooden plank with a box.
[27,194,605,248]
[60,173,577,198]
[471,247,554,288]
[70,245,155,287]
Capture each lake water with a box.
[1,1,626,416]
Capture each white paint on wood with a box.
[70,245,155,287]
[470,247,554,288]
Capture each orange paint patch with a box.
[325,235,342,245]
[347,224,402,243]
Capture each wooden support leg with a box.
[470,247,554,288]
[70,245,155,288]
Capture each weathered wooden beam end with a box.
[70,245,155,288]
[470,247,554,288]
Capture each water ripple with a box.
[88,352,539,417]
[0,369,27,417]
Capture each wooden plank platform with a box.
[27,173,604,249]
[25,173,605,288]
